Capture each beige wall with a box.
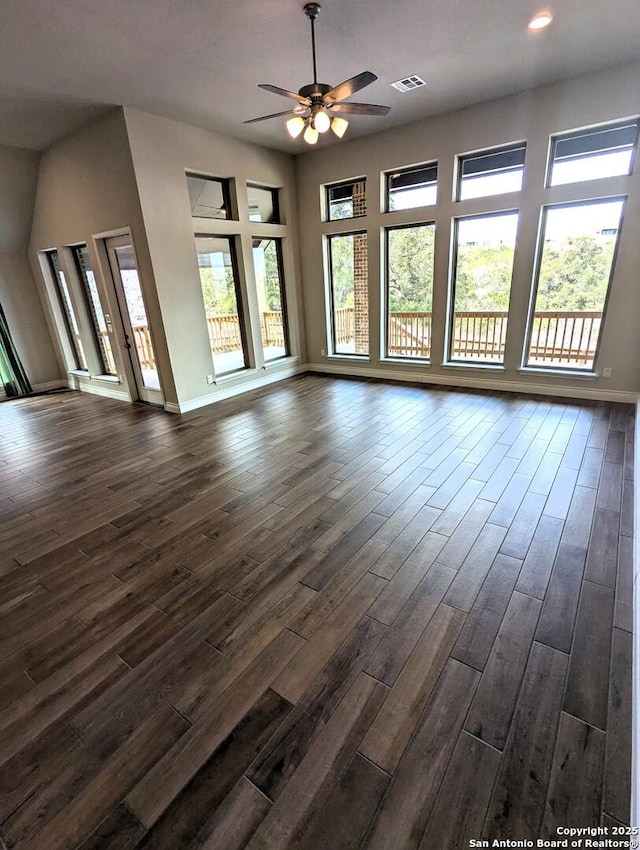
[123,108,304,409]
[28,108,177,403]
[295,61,640,399]
[0,145,61,387]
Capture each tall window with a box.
[327,232,368,356]
[252,239,289,361]
[386,163,438,211]
[186,174,233,219]
[457,143,526,200]
[548,120,639,187]
[524,199,625,371]
[326,179,366,221]
[195,236,248,376]
[46,250,87,371]
[247,185,280,223]
[385,223,435,360]
[448,212,518,364]
[71,245,116,375]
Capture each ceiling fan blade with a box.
[258,84,311,105]
[329,101,391,116]
[243,110,298,124]
[324,71,377,104]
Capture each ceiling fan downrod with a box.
[304,3,321,86]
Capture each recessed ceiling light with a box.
[528,10,553,30]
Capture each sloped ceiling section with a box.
[0,0,639,152]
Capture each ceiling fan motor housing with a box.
[299,82,332,102]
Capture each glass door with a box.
[105,236,163,405]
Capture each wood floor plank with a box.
[19,706,188,850]
[451,553,521,671]
[603,628,633,824]
[364,565,457,686]
[465,591,542,749]
[485,642,568,839]
[419,732,501,850]
[542,712,605,836]
[272,574,386,704]
[515,514,564,600]
[198,778,272,850]
[535,543,587,653]
[244,673,387,850]
[564,580,614,730]
[291,753,389,850]
[364,659,480,850]
[443,522,508,612]
[360,603,465,773]
[126,629,303,828]
[132,689,290,849]
[584,508,620,588]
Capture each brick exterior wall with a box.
[352,182,368,355]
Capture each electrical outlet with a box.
[602,367,613,378]
[206,374,215,384]
[321,349,326,357]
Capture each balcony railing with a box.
[131,309,603,373]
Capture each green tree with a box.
[388,225,435,312]
[535,236,615,310]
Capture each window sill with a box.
[326,354,371,362]
[442,361,506,371]
[68,369,90,378]
[262,355,299,371]
[93,374,120,383]
[214,368,259,386]
[380,357,430,366]
[519,367,597,380]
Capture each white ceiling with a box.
[1,0,639,153]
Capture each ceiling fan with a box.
[244,2,391,144]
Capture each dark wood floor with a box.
[0,375,634,849]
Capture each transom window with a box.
[326,179,366,221]
[248,185,280,223]
[548,120,639,186]
[386,163,438,211]
[186,174,233,219]
[457,143,526,201]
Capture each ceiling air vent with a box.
[390,75,426,93]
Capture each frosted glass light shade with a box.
[331,117,349,138]
[286,116,306,138]
[313,110,331,133]
[303,123,319,144]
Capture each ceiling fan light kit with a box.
[244,2,391,145]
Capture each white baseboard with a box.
[33,380,69,392]
[305,361,637,404]
[632,395,639,826]
[165,363,304,414]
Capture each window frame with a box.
[385,162,438,213]
[384,220,436,362]
[186,172,234,221]
[70,244,115,376]
[522,195,627,374]
[251,236,290,362]
[456,142,527,202]
[445,209,520,367]
[325,178,367,222]
[326,229,368,357]
[247,184,280,224]
[45,249,87,372]
[194,233,251,377]
[546,119,640,188]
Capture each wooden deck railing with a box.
[132,310,603,371]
